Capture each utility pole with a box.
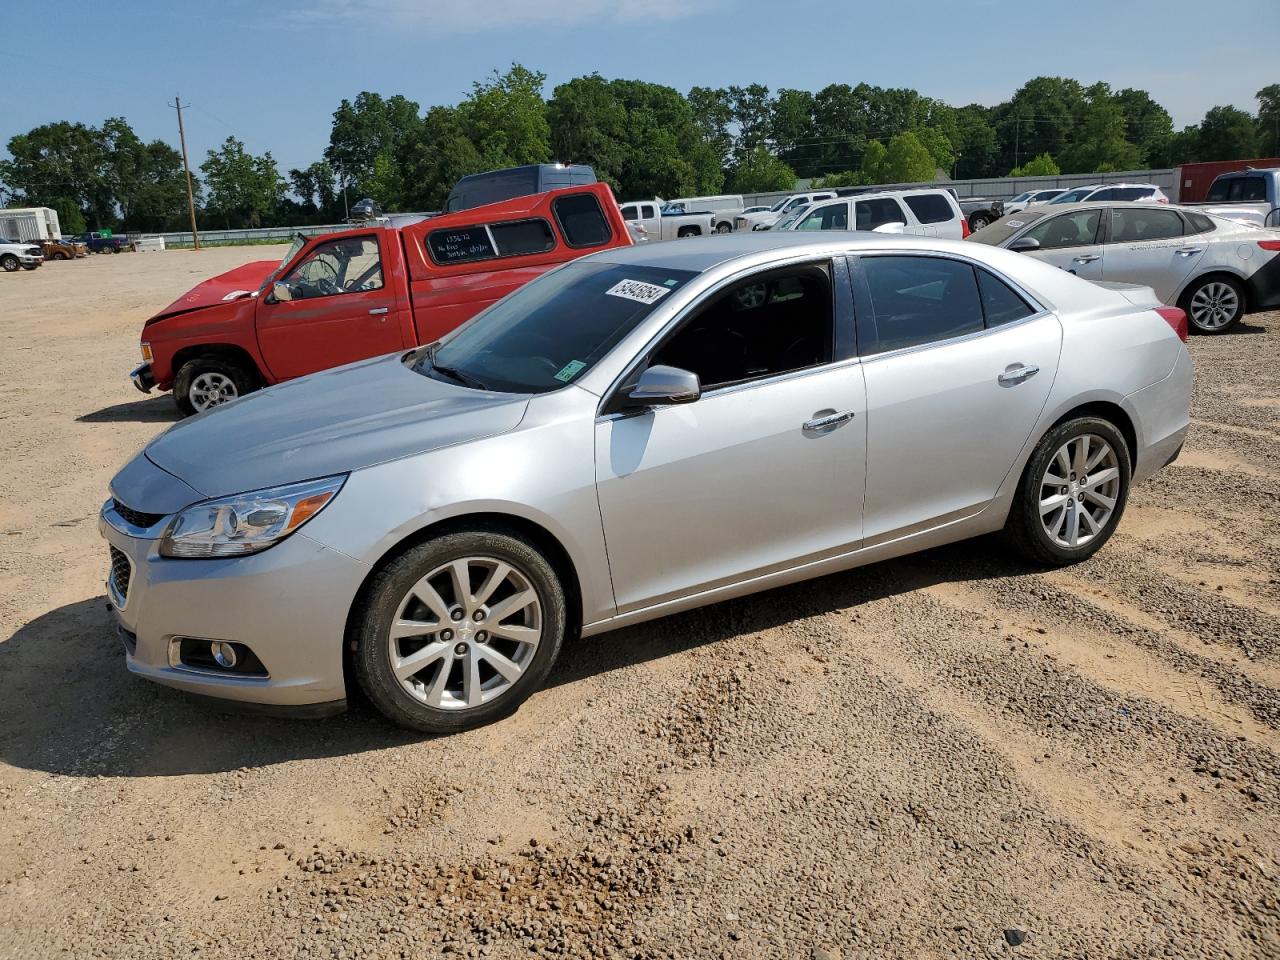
[170,95,201,250]
[1013,117,1021,169]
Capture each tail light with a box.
[1257,240,1280,251]
[1156,306,1188,343]
[960,217,971,239]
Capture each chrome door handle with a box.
[1072,254,1100,264]
[998,363,1040,385]
[369,307,389,315]
[1174,247,1204,257]
[803,410,855,431]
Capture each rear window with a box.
[1209,176,1267,203]
[1240,176,1267,202]
[903,193,955,224]
[426,218,554,265]
[553,193,612,248]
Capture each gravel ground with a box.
[1,248,1278,959]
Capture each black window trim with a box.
[597,255,857,418]
[425,216,556,267]
[849,251,1048,359]
[551,192,615,250]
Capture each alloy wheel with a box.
[1038,434,1120,549]
[1189,281,1239,331]
[387,556,543,710]
[189,371,238,411]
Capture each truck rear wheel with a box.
[173,356,257,416]
[677,226,700,238]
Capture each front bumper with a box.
[130,363,155,393]
[99,499,370,707]
[20,255,42,266]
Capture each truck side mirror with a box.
[271,281,293,303]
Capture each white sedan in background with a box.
[970,202,1280,333]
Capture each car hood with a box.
[151,259,279,321]
[142,353,531,498]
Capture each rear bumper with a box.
[1127,344,1194,485]
[130,363,156,393]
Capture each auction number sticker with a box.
[606,279,672,305]
[1004,220,1026,229]
[554,360,587,383]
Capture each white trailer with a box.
[0,207,62,243]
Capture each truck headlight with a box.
[160,476,346,558]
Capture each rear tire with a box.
[52,252,68,261]
[172,355,256,416]
[677,226,699,238]
[969,213,991,231]
[715,221,732,234]
[1180,274,1245,334]
[353,529,568,734]
[1003,416,1131,566]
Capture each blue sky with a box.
[2,0,1273,174]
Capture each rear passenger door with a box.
[853,254,1060,543]
[854,197,911,234]
[1101,207,1202,303]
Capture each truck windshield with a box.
[258,234,309,293]
[415,261,698,394]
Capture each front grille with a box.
[108,546,132,604]
[112,498,165,529]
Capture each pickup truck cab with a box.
[1191,168,1280,228]
[618,199,714,241]
[75,231,131,254]
[133,183,632,414]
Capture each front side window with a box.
[553,193,612,248]
[1049,187,1095,204]
[855,197,907,231]
[1021,210,1102,250]
[279,235,382,300]
[796,203,848,231]
[1035,190,1063,202]
[651,265,834,390]
[422,262,697,394]
[863,256,983,352]
[1110,208,1184,242]
[904,193,954,224]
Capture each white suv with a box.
[1047,183,1169,205]
[778,189,969,240]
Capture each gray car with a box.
[100,233,1193,733]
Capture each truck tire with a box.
[968,212,992,231]
[677,226,700,238]
[0,254,19,272]
[51,251,68,261]
[715,221,732,234]
[173,355,257,416]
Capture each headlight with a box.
[160,475,346,558]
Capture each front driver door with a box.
[256,233,404,381]
[595,261,865,613]
[1017,207,1106,282]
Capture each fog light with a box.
[211,641,238,669]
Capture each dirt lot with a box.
[1,246,1278,959]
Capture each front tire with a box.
[0,254,19,272]
[172,355,256,416]
[1180,275,1244,334]
[969,213,991,232]
[353,530,568,734]
[1004,417,1131,566]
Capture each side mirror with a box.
[271,281,293,303]
[1008,237,1041,252]
[628,365,701,406]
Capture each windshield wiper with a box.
[429,355,489,391]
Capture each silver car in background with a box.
[101,233,1192,733]
[969,202,1280,333]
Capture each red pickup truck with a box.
[131,184,633,414]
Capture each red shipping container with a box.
[1176,158,1280,203]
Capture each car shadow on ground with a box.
[77,395,180,424]
[0,539,1038,779]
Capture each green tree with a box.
[289,161,341,221]
[548,74,630,188]
[860,140,888,182]
[324,92,422,205]
[1112,88,1174,165]
[1008,153,1060,177]
[1257,84,1280,157]
[687,86,734,168]
[396,106,485,211]
[727,145,795,193]
[459,64,551,170]
[1060,84,1141,173]
[878,132,937,183]
[813,170,870,188]
[727,84,774,159]
[46,197,86,234]
[1197,105,1258,161]
[995,77,1086,173]
[915,127,955,175]
[200,136,285,228]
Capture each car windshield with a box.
[416,261,699,394]
[774,206,811,230]
[1049,188,1095,204]
[1010,191,1034,203]
[769,198,790,212]
[965,209,1052,246]
[258,234,310,292]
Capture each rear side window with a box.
[903,193,954,224]
[426,218,555,265]
[1110,208,1184,242]
[553,193,612,248]
[977,270,1035,327]
[863,256,984,352]
[855,197,907,231]
[1112,187,1151,200]
[1186,212,1216,234]
[1090,188,1118,201]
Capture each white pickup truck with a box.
[735,191,838,231]
[619,199,715,241]
[1189,168,1280,228]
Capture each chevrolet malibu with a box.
[100,234,1193,733]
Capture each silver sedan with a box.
[101,233,1193,733]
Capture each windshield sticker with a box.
[1004,220,1026,229]
[554,360,587,383]
[606,279,673,305]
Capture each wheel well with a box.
[1177,270,1249,311]
[1050,401,1137,466]
[340,512,585,698]
[171,343,262,384]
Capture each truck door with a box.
[255,233,406,381]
